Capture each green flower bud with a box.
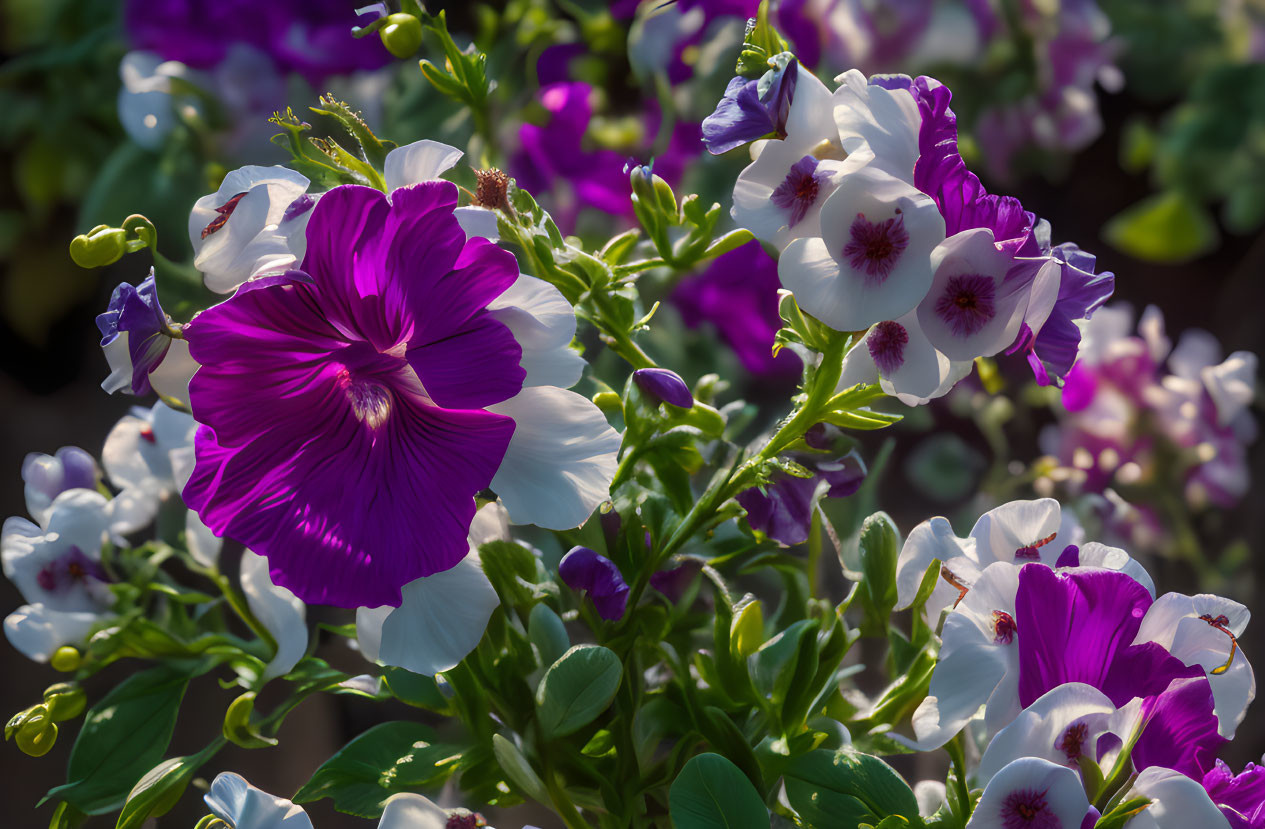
[380,13,423,58]
[591,391,621,414]
[50,646,81,673]
[15,708,57,757]
[6,704,44,741]
[223,692,277,749]
[43,684,86,722]
[68,226,128,269]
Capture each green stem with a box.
[214,574,277,657]
[946,735,973,821]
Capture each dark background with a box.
[3,25,1265,829]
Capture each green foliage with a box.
[784,748,922,829]
[668,753,769,829]
[535,645,623,738]
[1103,190,1219,263]
[293,722,458,818]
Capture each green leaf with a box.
[44,666,192,815]
[749,619,816,706]
[381,667,450,713]
[535,645,623,738]
[699,706,765,792]
[479,540,539,609]
[292,722,441,818]
[115,740,221,829]
[669,753,769,829]
[1103,190,1219,263]
[527,604,570,669]
[785,748,920,829]
[492,733,549,804]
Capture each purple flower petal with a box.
[702,59,798,155]
[1203,760,1265,828]
[96,271,174,396]
[633,368,694,409]
[558,546,629,620]
[183,184,524,608]
[738,450,867,546]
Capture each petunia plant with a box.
[4,4,1262,829]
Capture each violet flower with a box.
[671,241,800,380]
[183,182,620,608]
[96,270,194,401]
[633,369,694,409]
[737,429,866,546]
[123,0,390,85]
[559,547,630,621]
[702,56,799,155]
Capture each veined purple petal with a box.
[634,368,694,409]
[559,546,629,620]
[183,184,524,608]
[702,59,799,155]
[1203,760,1265,829]
[1129,672,1224,778]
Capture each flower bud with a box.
[379,13,423,58]
[633,368,694,409]
[730,597,765,659]
[43,684,87,722]
[69,226,128,269]
[50,646,81,673]
[591,391,622,414]
[16,716,57,757]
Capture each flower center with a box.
[770,156,824,228]
[445,812,488,829]
[842,211,910,284]
[1015,532,1057,561]
[36,546,106,594]
[340,371,393,429]
[1056,722,1089,762]
[934,274,996,337]
[867,320,909,377]
[1002,788,1058,828]
[993,610,1017,645]
[201,191,249,240]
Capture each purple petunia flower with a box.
[633,369,694,409]
[559,547,630,621]
[702,57,799,155]
[671,240,801,379]
[123,0,390,85]
[183,182,620,608]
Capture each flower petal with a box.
[240,551,307,682]
[383,139,464,191]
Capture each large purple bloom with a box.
[123,0,390,83]
[184,182,525,608]
[1015,565,1224,777]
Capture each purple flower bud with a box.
[95,270,174,396]
[633,368,694,409]
[558,547,630,621]
[702,57,799,155]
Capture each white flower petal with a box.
[185,510,222,569]
[4,604,100,662]
[453,206,500,241]
[832,69,923,182]
[149,338,199,409]
[362,554,500,676]
[1127,767,1231,829]
[101,331,134,394]
[977,683,1117,785]
[1167,328,1222,381]
[895,515,975,611]
[468,502,510,549]
[383,139,464,191]
[731,140,849,250]
[863,311,949,402]
[965,758,1089,829]
[1074,542,1155,597]
[910,610,1009,748]
[488,275,584,389]
[918,228,1029,361]
[377,793,449,829]
[913,780,946,819]
[240,551,307,681]
[102,402,195,499]
[968,498,1063,567]
[786,64,838,145]
[783,166,945,331]
[205,772,315,829]
[488,387,620,529]
[1202,351,1257,427]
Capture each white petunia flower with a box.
[779,165,946,332]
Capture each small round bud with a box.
[17,721,57,757]
[591,391,621,414]
[68,226,128,269]
[379,13,423,58]
[50,646,81,673]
